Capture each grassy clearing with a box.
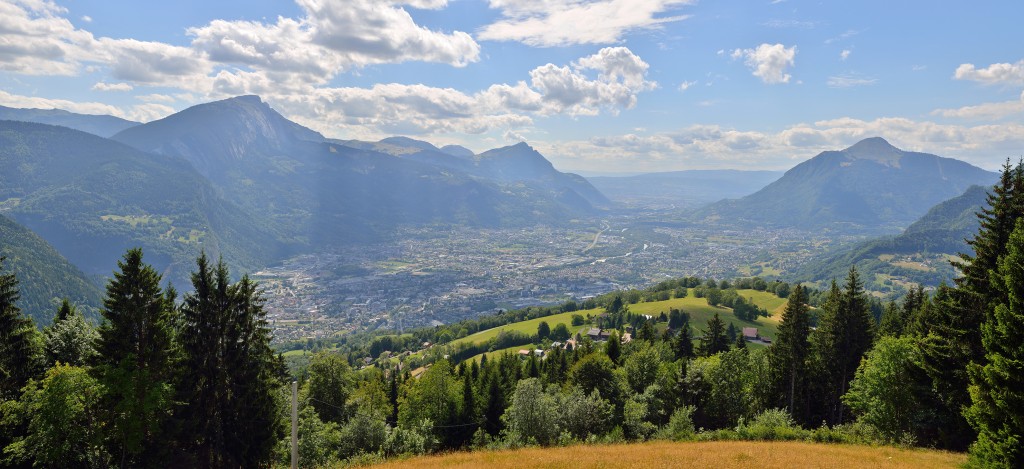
[451,310,588,347]
[453,288,785,349]
[362,440,966,469]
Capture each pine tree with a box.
[771,284,811,423]
[812,269,875,425]
[733,332,747,351]
[965,218,1024,467]
[483,369,505,436]
[698,313,729,357]
[0,256,42,400]
[92,249,176,468]
[675,319,694,360]
[176,254,282,468]
[606,330,621,364]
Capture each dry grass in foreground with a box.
[363,440,966,469]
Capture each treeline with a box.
[0,249,282,468]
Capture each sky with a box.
[1,0,1023,174]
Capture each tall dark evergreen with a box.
[94,248,176,467]
[812,269,875,425]
[698,313,729,357]
[176,254,282,468]
[675,320,694,360]
[0,257,42,400]
[915,162,1024,450]
[771,284,811,423]
[965,218,1024,467]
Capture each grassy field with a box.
[452,288,787,350]
[451,310,589,347]
[362,440,966,469]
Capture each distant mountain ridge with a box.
[0,212,103,325]
[698,137,997,231]
[112,96,606,247]
[0,105,138,137]
[792,184,990,289]
[0,120,281,288]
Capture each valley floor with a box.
[362,441,966,469]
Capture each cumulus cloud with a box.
[932,91,1024,120]
[538,116,1024,172]
[840,49,850,61]
[92,82,133,92]
[731,43,796,84]
[268,47,656,137]
[955,60,1024,85]
[0,89,171,122]
[478,0,692,47]
[678,80,696,91]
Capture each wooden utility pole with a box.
[291,379,298,469]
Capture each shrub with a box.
[657,405,696,441]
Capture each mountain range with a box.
[697,138,997,231]
[0,212,102,325]
[792,184,989,289]
[0,104,138,137]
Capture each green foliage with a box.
[536,321,550,340]
[0,257,43,400]
[569,353,622,409]
[965,218,1024,467]
[398,360,462,448]
[697,312,729,357]
[93,248,176,465]
[658,405,696,441]
[176,254,283,468]
[306,352,354,424]
[0,215,102,325]
[605,330,621,364]
[771,284,811,423]
[4,364,107,469]
[501,378,559,446]
[42,305,97,367]
[843,336,926,443]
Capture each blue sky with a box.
[1,0,1023,174]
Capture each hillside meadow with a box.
[360,441,966,469]
[452,288,786,349]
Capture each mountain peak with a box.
[843,137,903,162]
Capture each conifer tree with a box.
[483,369,505,436]
[812,269,875,425]
[771,284,811,423]
[965,218,1024,467]
[733,332,747,351]
[176,254,282,468]
[0,256,42,400]
[698,313,729,357]
[675,319,694,360]
[606,330,621,364]
[93,248,175,467]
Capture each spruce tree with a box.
[0,256,42,400]
[606,330,621,364]
[965,219,1024,467]
[176,254,281,468]
[812,269,875,425]
[772,284,811,422]
[675,319,694,360]
[698,313,729,357]
[483,370,505,436]
[94,248,176,468]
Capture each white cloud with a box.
[932,92,1024,120]
[478,0,692,47]
[955,60,1024,85]
[827,74,877,88]
[0,90,171,122]
[678,80,696,92]
[81,15,91,22]
[528,47,657,115]
[731,43,796,84]
[91,82,133,92]
[541,117,1024,172]
[840,49,850,61]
